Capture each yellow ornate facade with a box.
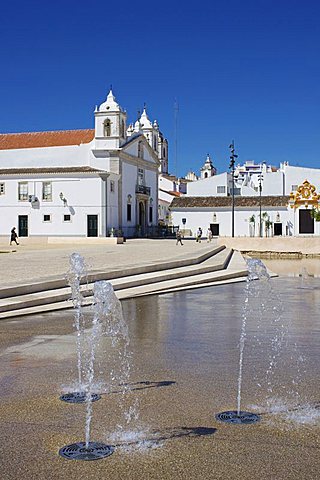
[289,179,320,209]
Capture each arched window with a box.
[121,120,125,138]
[104,119,111,137]
[153,136,157,150]
[163,147,166,158]
[204,172,208,178]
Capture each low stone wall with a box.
[48,236,124,245]
[217,236,320,255]
[0,236,124,246]
[241,251,320,259]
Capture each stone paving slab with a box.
[0,239,219,288]
[0,246,249,319]
[0,248,231,312]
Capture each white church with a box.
[0,89,168,240]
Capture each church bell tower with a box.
[94,88,127,150]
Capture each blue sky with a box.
[1,0,319,176]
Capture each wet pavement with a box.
[0,277,319,479]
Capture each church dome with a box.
[98,89,122,112]
[139,107,153,129]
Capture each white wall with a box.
[283,165,320,194]
[158,199,171,223]
[107,174,119,231]
[89,149,111,171]
[187,172,229,196]
[245,171,284,195]
[144,167,158,225]
[0,175,107,236]
[261,171,284,195]
[121,160,158,228]
[159,175,176,193]
[121,162,137,228]
[171,206,294,237]
[0,139,115,174]
[0,142,92,168]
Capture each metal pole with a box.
[259,182,262,237]
[229,141,238,238]
[232,168,235,237]
[258,172,263,237]
[174,98,179,178]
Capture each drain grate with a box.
[59,442,114,461]
[59,392,101,404]
[215,410,260,424]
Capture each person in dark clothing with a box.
[10,227,19,245]
[196,227,202,242]
[176,229,183,246]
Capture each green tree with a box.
[311,207,320,222]
[248,214,256,237]
[261,212,272,237]
[265,218,273,237]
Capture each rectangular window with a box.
[138,168,144,185]
[110,180,115,192]
[63,214,71,222]
[0,183,5,195]
[217,185,226,194]
[230,187,241,196]
[127,204,132,222]
[149,206,153,223]
[18,182,28,201]
[291,184,298,192]
[42,182,52,201]
[43,214,51,222]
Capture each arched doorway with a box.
[138,201,146,235]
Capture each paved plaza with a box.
[0,238,219,288]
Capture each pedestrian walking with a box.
[207,227,213,242]
[176,229,183,246]
[196,227,202,243]
[10,227,19,245]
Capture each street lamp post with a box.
[258,172,263,237]
[229,141,238,238]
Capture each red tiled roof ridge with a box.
[0,128,94,136]
[170,195,290,208]
[0,129,95,150]
[0,166,106,175]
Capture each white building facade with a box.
[171,163,320,237]
[0,89,167,239]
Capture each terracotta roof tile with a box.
[0,166,106,175]
[0,129,95,150]
[168,190,181,197]
[159,188,181,197]
[171,196,290,208]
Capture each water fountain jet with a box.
[59,253,101,404]
[60,280,118,460]
[215,259,267,424]
[60,279,137,460]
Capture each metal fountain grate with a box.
[59,392,101,404]
[216,410,260,424]
[59,442,114,461]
